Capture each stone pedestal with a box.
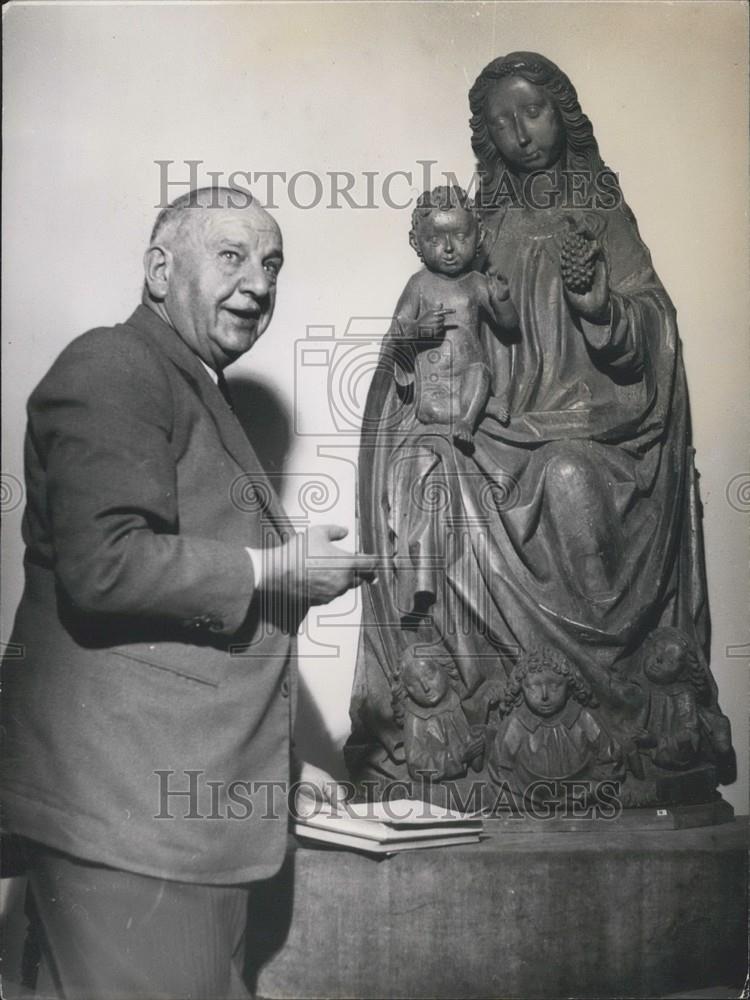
[248,817,747,999]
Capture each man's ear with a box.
[143,245,172,301]
[408,230,422,260]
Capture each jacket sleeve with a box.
[27,328,255,636]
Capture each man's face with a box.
[415,207,480,276]
[164,204,283,370]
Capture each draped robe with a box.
[348,201,716,777]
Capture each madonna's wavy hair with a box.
[469,52,613,202]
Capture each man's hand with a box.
[262,525,377,606]
[293,761,346,817]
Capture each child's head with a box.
[641,627,706,692]
[502,645,593,716]
[391,647,458,724]
[409,186,483,276]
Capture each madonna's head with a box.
[469,52,604,190]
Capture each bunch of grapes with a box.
[560,230,596,294]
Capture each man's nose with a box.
[540,684,548,700]
[513,114,531,147]
[444,234,454,252]
[238,262,271,299]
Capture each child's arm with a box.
[390,273,454,342]
[490,346,511,425]
[472,273,512,425]
[388,274,422,342]
[485,268,519,330]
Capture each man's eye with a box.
[219,250,240,262]
[431,237,440,246]
[493,118,507,130]
[526,106,540,118]
[264,260,281,277]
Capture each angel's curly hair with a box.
[468,52,618,206]
[499,645,594,715]
[641,627,709,699]
[390,646,461,727]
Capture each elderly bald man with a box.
[1,188,376,999]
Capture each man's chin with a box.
[216,325,262,362]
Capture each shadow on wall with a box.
[228,374,344,779]
[228,374,292,496]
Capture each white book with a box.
[293,822,482,856]
[342,798,483,828]
[294,798,483,845]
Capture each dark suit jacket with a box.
[1,305,300,883]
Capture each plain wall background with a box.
[2,0,748,812]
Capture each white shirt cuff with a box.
[245,547,264,589]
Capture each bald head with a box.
[149,186,279,250]
[143,186,284,371]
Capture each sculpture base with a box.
[249,816,747,999]
[489,797,734,832]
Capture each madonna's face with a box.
[484,76,565,174]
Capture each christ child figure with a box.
[488,646,622,803]
[390,185,518,442]
[391,648,487,781]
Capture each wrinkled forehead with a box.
[189,206,282,251]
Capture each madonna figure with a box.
[347,52,733,805]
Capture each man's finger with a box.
[323,524,349,542]
[350,553,378,572]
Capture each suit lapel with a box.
[124,306,294,539]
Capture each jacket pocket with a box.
[109,641,224,687]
